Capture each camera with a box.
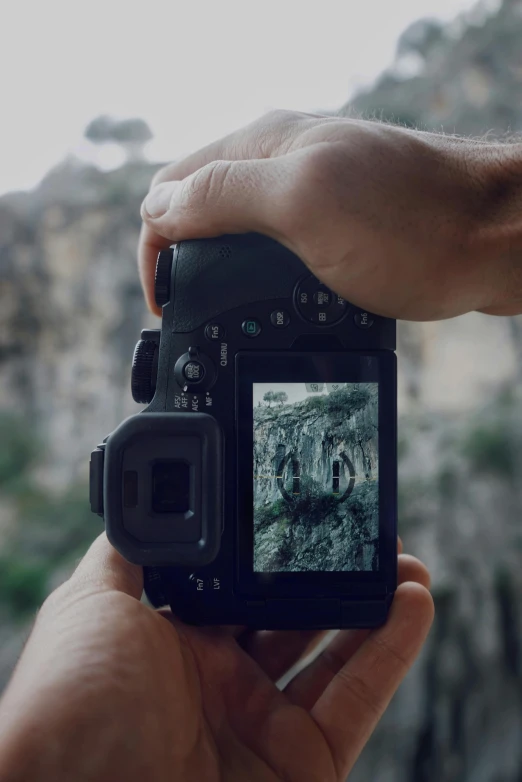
[90,233,397,629]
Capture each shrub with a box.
[303,395,325,411]
[325,386,371,417]
[437,463,459,501]
[462,423,517,480]
[0,558,48,616]
[254,499,289,531]
[0,414,40,487]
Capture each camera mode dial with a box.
[174,347,217,392]
[154,249,174,307]
[131,339,159,403]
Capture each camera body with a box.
[90,233,397,629]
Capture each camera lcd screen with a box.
[253,382,379,573]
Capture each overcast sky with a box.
[1,0,488,195]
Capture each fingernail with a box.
[143,181,180,218]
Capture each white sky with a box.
[254,383,328,406]
[1,0,484,195]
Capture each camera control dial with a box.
[154,249,174,307]
[174,347,217,392]
[131,339,159,403]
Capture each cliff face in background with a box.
[0,160,159,488]
[1,1,522,780]
[253,386,378,572]
[348,0,522,136]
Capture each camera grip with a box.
[172,233,305,332]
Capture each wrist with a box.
[462,140,522,314]
[404,128,522,315]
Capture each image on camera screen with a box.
[253,382,379,572]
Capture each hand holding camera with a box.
[139,110,521,322]
[91,233,398,629]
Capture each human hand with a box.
[139,110,522,321]
[0,535,432,782]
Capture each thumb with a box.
[65,533,143,600]
[141,156,297,242]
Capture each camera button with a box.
[183,361,205,383]
[296,275,347,325]
[313,287,333,308]
[354,310,374,329]
[270,310,290,328]
[242,318,262,338]
[189,573,206,592]
[205,322,226,341]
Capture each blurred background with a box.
[1,0,522,779]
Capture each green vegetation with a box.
[436,463,459,502]
[254,478,378,571]
[254,498,289,531]
[303,395,325,411]
[0,559,48,616]
[0,414,98,617]
[461,422,517,481]
[324,386,371,416]
[0,413,40,487]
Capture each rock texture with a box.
[347,0,522,137]
[0,159,160,489]
[253,385,378,572]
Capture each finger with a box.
[398,536,403,555]
[137,109,306,313]
[138,156,291,314]
[312,582,434,779]
[140,154,300,243]
[238,552,427,683]
[395,553,430,590]
[156,607,245,638]
[284,554,430,708]
[138,138,244,315]
[239,629,328,682]
[66,533,143,600]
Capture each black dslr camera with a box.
[90,234,397,629]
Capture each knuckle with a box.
[373,635,411,675]
[296,144,343,187]
[253,109,303,156]
[185,160,232,209]
[262,108,300,127]
[277,146,340,234]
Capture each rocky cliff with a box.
[0,159,160,489]
[347,0,522,137]
[253,385,378,572]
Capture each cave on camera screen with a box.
[253,383,379,572]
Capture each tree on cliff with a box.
[263,391,276,407]
[263,391,288,407]
[85,115,153,162]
